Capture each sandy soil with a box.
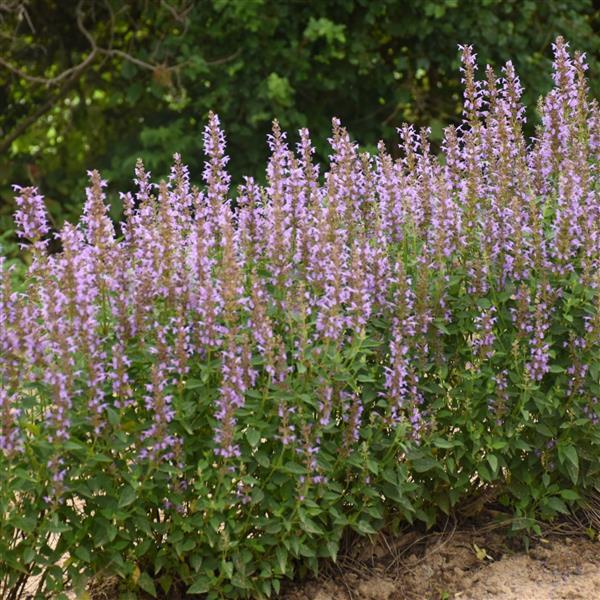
[286,526,600,600]
[457,539,600,599]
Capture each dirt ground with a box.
[285,516,600,600]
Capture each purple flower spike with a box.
[13,185,50,245]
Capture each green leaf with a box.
[562,445,579,468]
[546,496,569,515]
[535,424,553,437]
[245,428,261,448]
[159,574,173,595]
[255,452,270,468]
[46,518,71,534]
[222,560,233,580]
[275,546,287,574]
[22,546,35,564]
[434,321,451,334]
[411,457,439,473]
[486,454,499,477]
[434,493,450,515]
[118,486,137,508]
[559,489,581,501]
[326,540,339,561]
[190,554,203,572]
[478,464,492,482]
[355,520,377,535]
[177,539,196,554]
[64,440,85,451]
[266,72,294,107]
[299,512,324,536]
[283,462,306,475]
[490,440,508,449]
[357,373,376,383]
[366,458,379,474]
[106,407,121,426]
[14,516,37,533]
[514,439,532,451]
[188,576,211,594]
[138,572,157,597]
[74,545,91,563]
[566,460,579,485]
[433,437,460,449]
[185,378,204,390]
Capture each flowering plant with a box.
[1,38,599,599]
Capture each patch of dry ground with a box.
[458,538,600,599]
[286,521,600,600]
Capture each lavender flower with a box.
[471,306,497,360]
[83,170,115,249]
[527,299,551,382]
[342,391,363,450]
[13,185,50,245]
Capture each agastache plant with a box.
[0,38,599,600]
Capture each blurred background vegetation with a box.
[0,0,598,236]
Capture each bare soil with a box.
[285,516,600,600]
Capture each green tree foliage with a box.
[0,0,598,227]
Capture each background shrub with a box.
[0,0,598,228]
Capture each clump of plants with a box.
[1,38,599,599]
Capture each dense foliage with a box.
[1,38,599,599]
[1,0,598,228]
